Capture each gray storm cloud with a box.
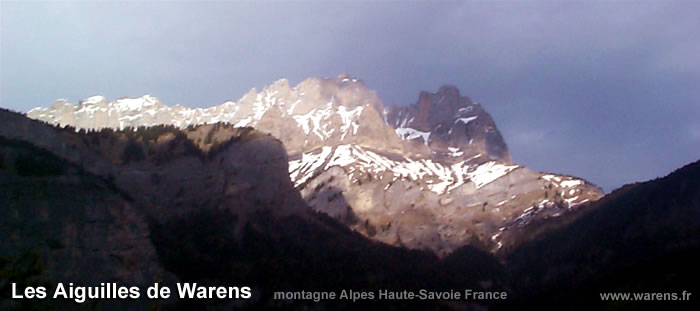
[1,0,698,191]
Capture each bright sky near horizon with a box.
[1,0,699,191]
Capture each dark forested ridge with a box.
[502,160,700,310]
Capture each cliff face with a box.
[0,109,316,310]
[2,109,304,216]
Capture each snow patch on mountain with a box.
[447,147,464,157]
[395,127,430,145]
[466,161,519,188]
[288,144,519,194]
[455,116,478,125]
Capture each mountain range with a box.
[1,103,698,310]
[3,70,700,309]
[26,75,603,255]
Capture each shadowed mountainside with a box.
[501,160,700,310]
[0,109,505,310]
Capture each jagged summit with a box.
[30,94,166,130]
[26,76,603,255]
[28,77,398,154]
[386,85,511,163]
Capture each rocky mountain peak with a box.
[414,85,474,130]
[386,85,510,163]
[428,85,467,109]
[437,84,461,95]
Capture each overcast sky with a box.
[1,0,699,191]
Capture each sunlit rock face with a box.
[27,74,604,256]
